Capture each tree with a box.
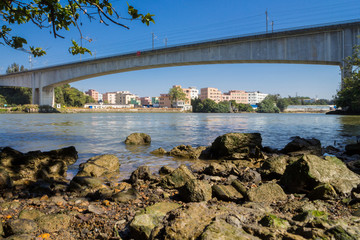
[6,62,27,73]
[335,47,360,113]
[1,1,154,57]
[0,63,31,105]
[257,95,280,113]
[55,84,95,107]
[169,86,187,107]
[276,98,289,112]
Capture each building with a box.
[116,91,140,105]
[103,92,116,104]
[140,97,152,106]
[223,90,248,104]
[152,97,159,107]
[159,94,172,108]
[200,87,222,103]
[188,87,199,99]
[247,91,268,105]
[85,89,99,102]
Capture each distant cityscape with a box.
[84,85,271,110]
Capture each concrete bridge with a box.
[1,20,360,106]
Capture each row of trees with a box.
[192,98,254,113]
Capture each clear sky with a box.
[1,0,360,99]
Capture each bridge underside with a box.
[0,21,359,106]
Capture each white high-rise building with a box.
[188,87,199,99]
[247,91,268,105]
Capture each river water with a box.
[1,113,360,179]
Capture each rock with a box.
[345,142,360,155]
[130,166,152,183]
[179,179,212,202]
[238,168,261,185]
[125,133,151,145]
[280,155,360,195]
[130,202,181,240]
[88,204,106,215]
[0,147,24,167]
[281,136,321,155]
[0,167,12,188]
[18,209,44,221]
[76,154,120,179]
[200,218,260,240]
[204,162,230,176]
[158,166,175,175]
[150,148,167,155]
[0,146,77,185]
[247,182,287,203]
[153,202,220,240]
[293,210,328,222]
[6,219,38,235]
[325,225,357,240]
[69,176,106,193]
[307,183,338,200]
[0,221,3,237]
[231,180,248,196]
[161,164,196,189]
[260,155,289,180]
[212,184,243,202]
[3,234,34,240]
[37,213,71,232]
[259,214,290,229]
[112,188,139,203]
[208,133,262,159]
[168,145,206,159]
[190,162,207,173]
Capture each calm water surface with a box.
[1,113,360,179]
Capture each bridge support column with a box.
[39,87,55,107]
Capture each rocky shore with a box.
[1,133,360,239]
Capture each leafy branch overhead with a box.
[0,1,155,57]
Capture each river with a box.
[1,113,360,179]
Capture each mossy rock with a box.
[325,225,357,240]
[281,154,360,195]
[259,214,290,229]
[293,210,328,222]
[161,164,196,189]
[125,133,151,145]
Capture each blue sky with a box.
[1,0,359,99]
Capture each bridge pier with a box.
[32,87,54,106]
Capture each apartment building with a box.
[140,97,152,106]
[159,94,172,108]
[103,92,116,104]
[116,91,139,105]
[200,87,222,103]
[223,90,248,104]
[85,89,99,102]
[247,91,268,105]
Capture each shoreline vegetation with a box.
[0,105,337,114]
[0,132,360,239]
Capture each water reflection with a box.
[1,113,360,179]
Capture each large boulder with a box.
[0,167,12,188]
[76,154,120,179]
[281,136,321,155]
[5,219,38,235]
[125,133,151,145]
[130,165,152,183]
[345,142,360,155]
[260,155,289,180]
[130,202,181,239]
[152,202,221,240]
[247,182,287,203]
[212,184,244,202]
[280,155,360,195]
[179,179,212,202]
[161,164,196,189]
[208,133,262,159]
[0,146,77,185]
[200,218,260,240]
[168,145,206,159]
